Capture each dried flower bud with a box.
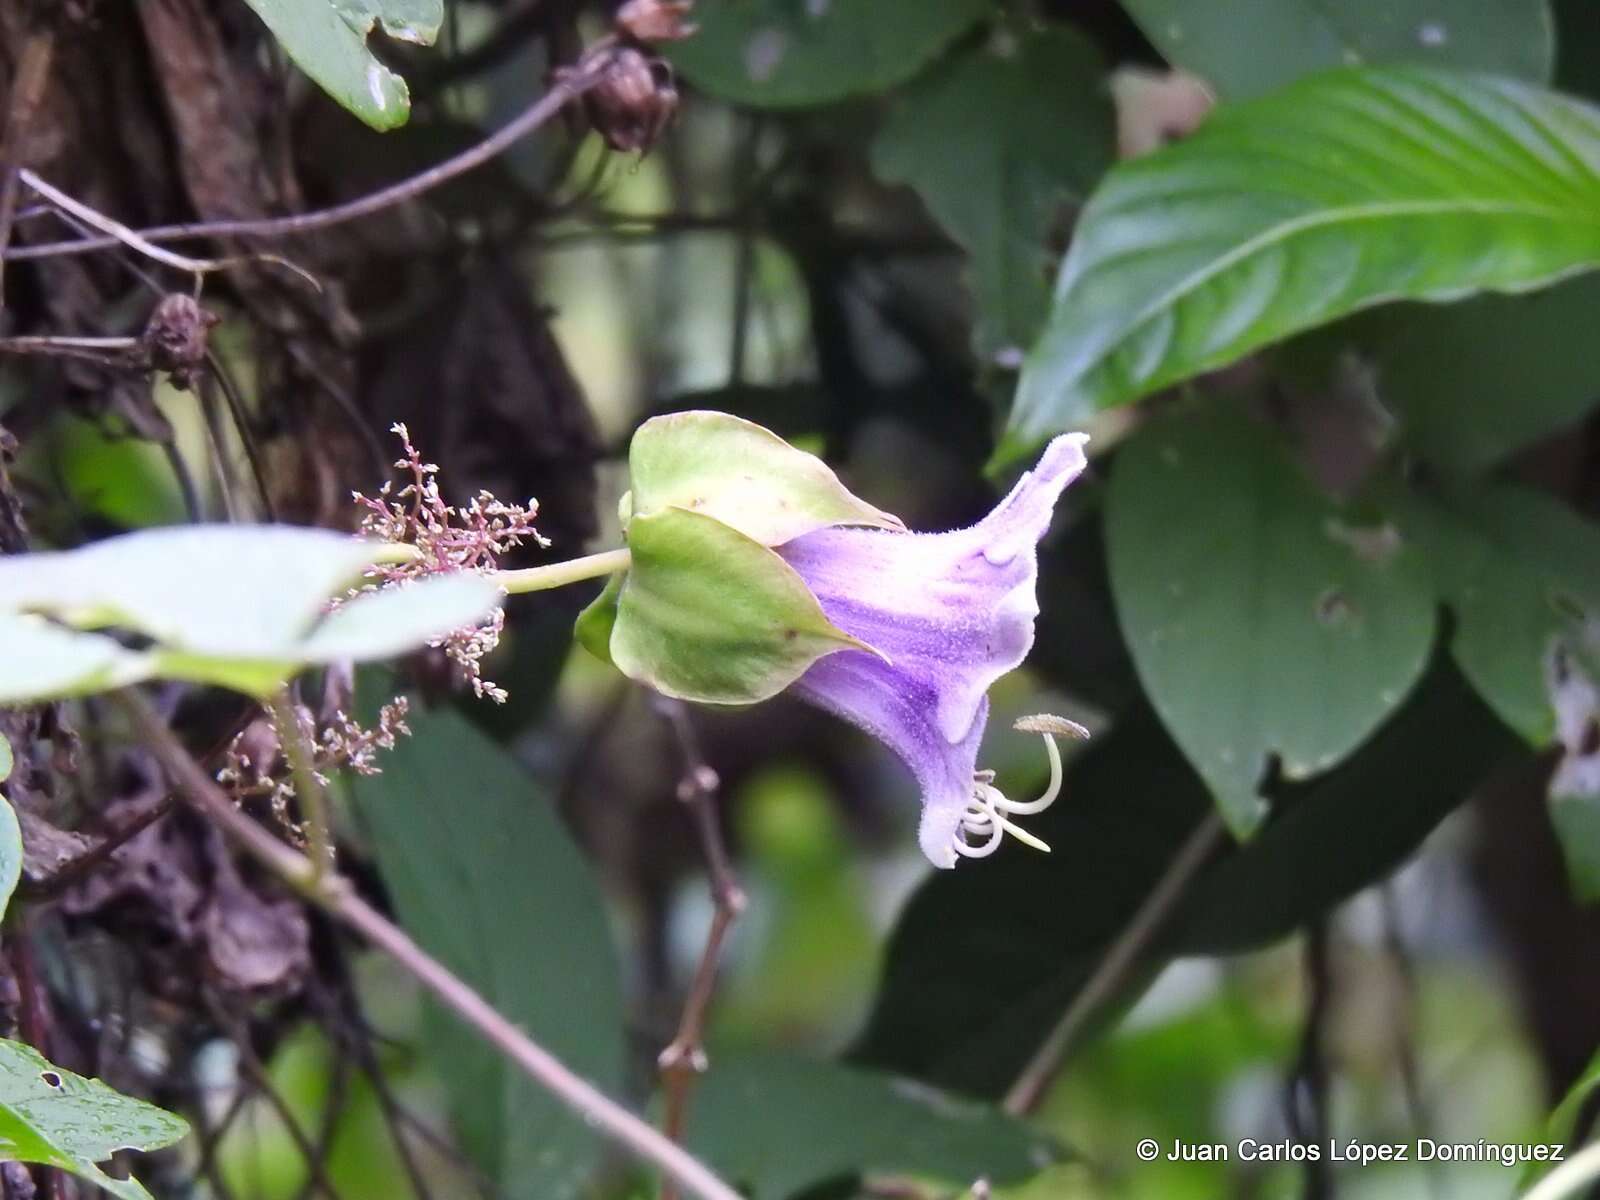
[142,293,220,390]
[583,47,678,153]
[615,0,697,42]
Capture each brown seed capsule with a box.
[580,47,679,154]
[141,294,220,390]
[615,0,697,42]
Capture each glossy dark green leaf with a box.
[0,1039,189,1200]
[1319,274,1600,472]
[872,28,1115,361]
[1106,407,1435,836]
[611,507,869,704]
[668,0,989,108]
[241,0,440,130]
[1122,0,1553,100]
[351,697,624,1200]
[1393,483,1600,741]
[686,1051,1057,1197]
[854,661,1513,1095]
[1009,67,1600,449]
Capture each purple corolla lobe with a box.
[774,433,1090,868]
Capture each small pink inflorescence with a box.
[352,423,547,703]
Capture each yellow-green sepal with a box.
[575,572,622,666]
[607,507,877,704]
[628,411,904,546]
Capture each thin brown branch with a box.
[9,917,61,1200]
[113,687,742,1200]
[1002,809,1228,1115]
[1287,920,1334,1200]
[652,697,746,1200]
[0,28,55,304]
[17,169,231,275]
[287,1050,352,1200]
[2,51,615,264]
[0,335,138,363]
[212,997,347,1200]
[203,349,279,522]
[336,1016,444,1200]
[20,795,176,900]
[193,1082,252,1200]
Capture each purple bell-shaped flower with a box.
[774,434,1090,868]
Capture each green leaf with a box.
[872,28,1115,361]
[0,528,498,701]
[0,735,10,784]
[574,572,621,666]
[1106,407,1435,836]
[1535,1043,1600,1182]
[686,1052,1057,1198]
[351,695,624,1200]
[0,1038,189,1200]
[855,661,1513,1094]
[299,574,503,661]
[240,0,439,131]
[1305,273,1600,472]
[611,507,871,704]
[1010,67,1600,449]
[0,794,21,927]
[668,0,990,108]
[628,411,903,547]
[1122,0,1553,100]
[0,527,385,658]
[1393,483,1600,741]
[0,613,153,703]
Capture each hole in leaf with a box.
[1316,588,1352,627]
[1550,589,1588,624]
[39,1071,62,1088]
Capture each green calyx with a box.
[578,411,897,704]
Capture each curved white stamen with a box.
[953,804,1003,857]
[986,733,1062,816]
[950,726,1082,861]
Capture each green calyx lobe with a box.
[584,507,874,705]
[579,412,899,703]
[625,411,904,545]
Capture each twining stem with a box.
[113,688,743,1200]
[268,688,332,881]
[653,697,747,1200]
[1002,809,1227,1115]
[494,547,630,594]
[2,48,614,263]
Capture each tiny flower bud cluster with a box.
[352,424,547,703]
[217,699,411,841]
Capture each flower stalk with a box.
[493,547,632,594]
[268,689,333,881]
